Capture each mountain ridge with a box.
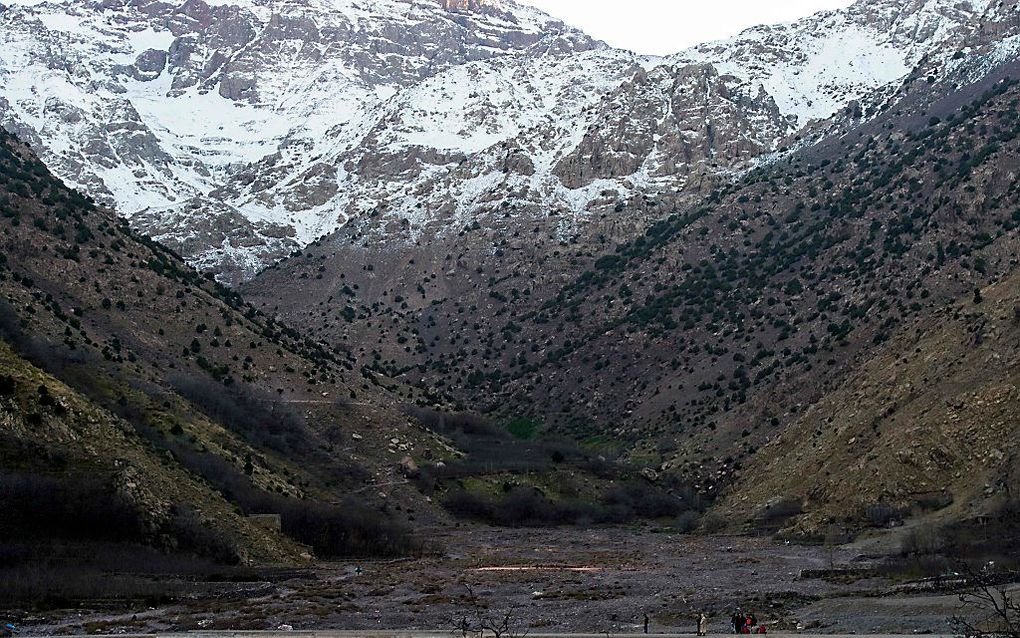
[1,0,1006,282]
[4,0,1020,535]
[243,42,1020,529]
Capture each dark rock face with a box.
[135,49,168,74]
[554,64,791,189]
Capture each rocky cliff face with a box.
[441,0,489,10]
[0,0,1010,283]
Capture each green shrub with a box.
[504,417,539,440]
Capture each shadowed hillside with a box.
[0,129,450,608]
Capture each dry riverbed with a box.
[16,526,973,635]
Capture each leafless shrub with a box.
[442,480,688,528]
[182,447,419,557]
[166,506,241,565]
[864,504,904,528]
[0,473,145,544]
[447,604,530,638]
[0,565,193,608]
[674,510,702,534]
[951,564,1020,638]
[758,498,804,523]
[168,373,310,454]
[701,512,728,533]
[481,606,531,638]
[915,491,954,513]
[404,406,501,439]
[901,524,947,557]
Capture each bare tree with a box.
[449,615,475,638]
[445,581,482,638]
[447,603,529,638]
[480,605,530,638]
[951,565,1020,638]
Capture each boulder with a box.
[400,455,419,478]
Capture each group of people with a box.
[643,609,765,636]
[731,610,767,635]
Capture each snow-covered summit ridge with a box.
[0,0,1014,281]
[672,0,998,126]
[0,0,591,275]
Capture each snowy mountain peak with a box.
[0,0,1016,282]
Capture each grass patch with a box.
[503,417,539,440]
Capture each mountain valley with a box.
[1,0,1020,632]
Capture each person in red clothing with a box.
[745,614,761,634]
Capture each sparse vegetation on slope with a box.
[245,59,1020,532]
[0,130,437,611]
[722,265,1020,543]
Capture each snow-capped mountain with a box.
[0,0,1012,281]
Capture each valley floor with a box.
[14,527,979,636]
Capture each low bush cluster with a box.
[443,480,691,528]
[408,407,702,528]
[756,497,804,527]
[153,437,420,558]
[0,469,251,610]
[168,373,310,455]
[0,473,146,544]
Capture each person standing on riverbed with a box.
[698,612,709,636]
[731,609,743,634]
[644,613,649,634]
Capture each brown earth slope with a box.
[721,266,1020,533]
[0,340,305,563]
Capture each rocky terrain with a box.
[1,128,687,616]
[723,256,1020,533]
[0,126,455,592]
[2,0,1020,630]
[23,524,1012,636]
[22,527,864,634]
